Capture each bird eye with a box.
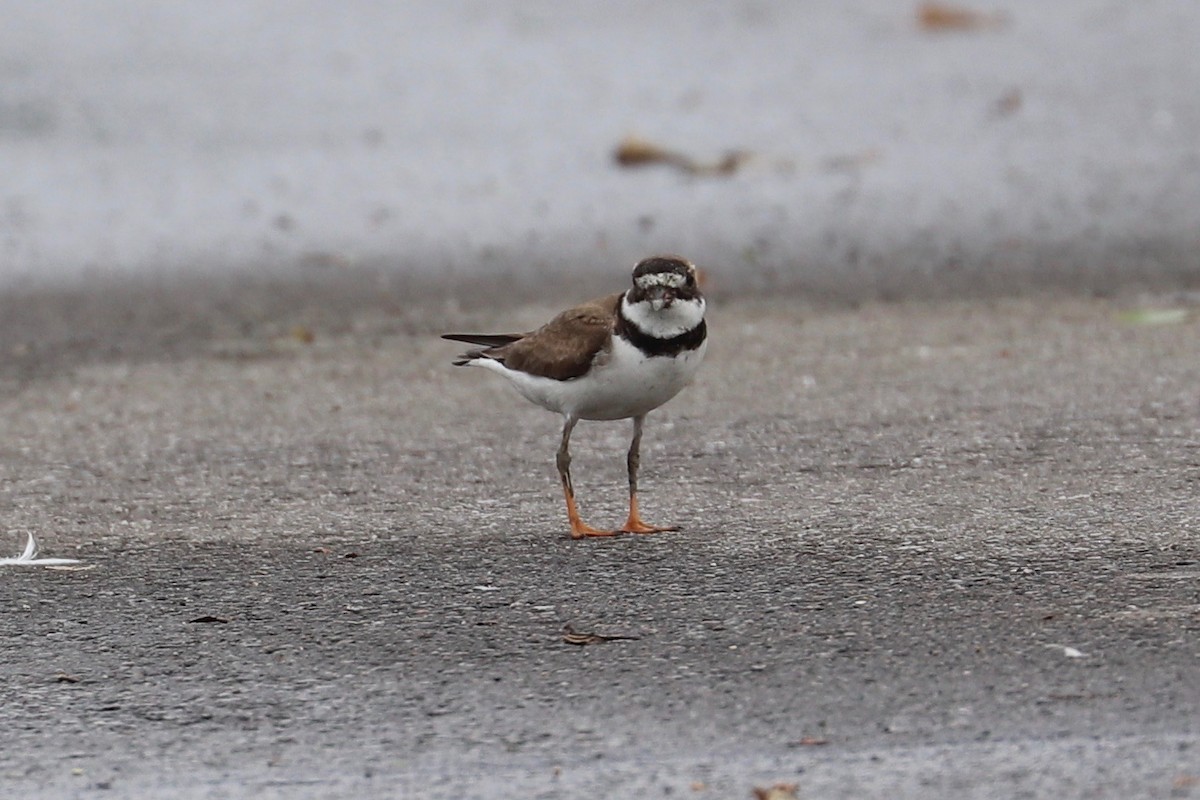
[685,271,696,287]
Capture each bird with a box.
[442,255,708,539]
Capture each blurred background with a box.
[1,0,1197,300]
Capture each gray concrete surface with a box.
[2,282,1197,798]
[4,2,1199,797]
[3,2,1199,296]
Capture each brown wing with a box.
[493,293,621,380]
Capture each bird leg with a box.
[557,415,614,538]
[619,415,679,534]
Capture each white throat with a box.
[621,294,706,339]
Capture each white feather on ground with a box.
[0,532,82,567]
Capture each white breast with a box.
[621,295,706,338]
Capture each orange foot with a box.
[570,519,616,539]
[617,495,679,535]
[562,485,615,539]
[619,517,680,534]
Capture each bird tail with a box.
[450,350,485,366]
[441,333,523,347]
[441,333,523,366]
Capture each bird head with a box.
[629,255,702,312]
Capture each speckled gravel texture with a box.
[1,279,1198,798]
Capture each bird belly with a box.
[473,337,705,420]
[571,336,706,421]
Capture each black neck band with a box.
[616,308,707,357]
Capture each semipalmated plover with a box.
[442,255,707,538]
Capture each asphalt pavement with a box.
[5,3,1200,797]
[2,277,1198,798]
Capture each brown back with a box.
[494,293,621,380]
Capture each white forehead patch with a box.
[634,271,687,290]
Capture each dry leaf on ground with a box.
[917,3,1007,32]
[613,135,752,176]
[787,736,829,747]
[562,624,640,646]
[752,783,799,800]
